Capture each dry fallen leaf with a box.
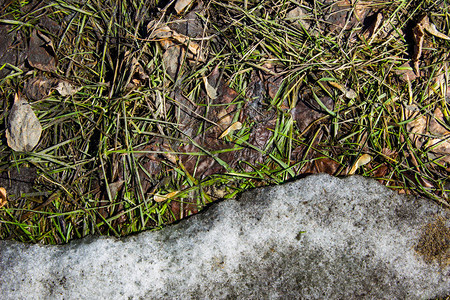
[203,76,217,99]
[25,77,80,100]
[422,17,450,40]
[426,134,450,163]
[27,29,57,72]
[328,81,357,99]
[0,187,6,209]
[406,110,427,148]
[56,81,81,96]
[429,108,449,136]
[154,191,180,202]
[152,25,201,56]
[394,62,418,82]
[219,121,242,139]
[412,17,425,76]
[6,93,43,152]
[24,77,57,101]
[360,12,383,43]
[412,15,450,76]
[175,0,193,14]
[161,40,184,79]
[348,154,372,175]
[108,180,124,201]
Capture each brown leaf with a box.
[406,108,427,148]
[0,24,28,78]
[426,135,450,163]
[152,25,201,56]
[161,40,184,79]
[394,62,418,82]
[108,180,124,200]
[292,95,334,132]
[27,30,57,72]
[429,108,449,136]
[6,93,42,152]
[312,158,340,175]
[422,17,450,40]
[25,77,80,100]
[0,166,37,197]
[360,12,383,43]
[299,157,340,175]
[24,77,58,101]
[323,0,368,33]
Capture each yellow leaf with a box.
[219,121,242,139]
[0,187,7,209]
[154,191,179,203]
[348,154,372,175]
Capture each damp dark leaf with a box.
[0,24,28,78]
[24,77,58,101]
[27,30,57,73]
[292,95,334,132]
[0,166,37,197]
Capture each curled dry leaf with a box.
[219,121,242,139]
[6,93,43,152]
[348,154,372,175]
[412,18,425,75]
[0,187,6,209]
[422,17,450,40]
[154,191,179,203]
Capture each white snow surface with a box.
[0,174,449,299]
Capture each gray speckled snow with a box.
[0,174,449,299]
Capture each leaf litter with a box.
[0,0,449,244]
